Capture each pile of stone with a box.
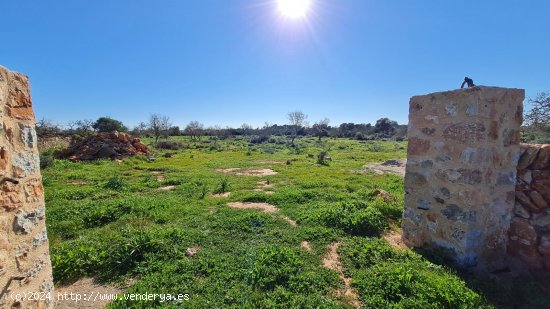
[56,131,149,161]
[511,144,550,269]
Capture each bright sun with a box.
[277,0,311,18]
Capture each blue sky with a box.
[1,0,548,128]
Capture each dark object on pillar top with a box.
[461,77,475,89]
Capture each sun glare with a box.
[277,0,311,18]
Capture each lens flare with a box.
[277,0,311,18]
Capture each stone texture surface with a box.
[0,66,53,308]
[402,86,524,270]
[512,143,550,268]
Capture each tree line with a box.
[35,111,408,143]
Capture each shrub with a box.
[317,150,329,165]
[82,202,132,228]
[250,135,269,144]
[353,260,490,308]
[339,237,404,270]
[214,177,230,194]
[313,201,387,236]
[104,176,126,191]
[156,141,185,150]
[39,153,54,169]
[249,245,304,291]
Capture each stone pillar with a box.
[512,144,550,269]
[402,86,524,270]
[0,66,54,308]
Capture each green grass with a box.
[42,136,533,308]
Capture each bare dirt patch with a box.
[209,192,231,198]
[185,246,200,257]
[55,277,123,309]
[227,202,297,226]
[253,180,275,194]
[283,216,298,227]
[300,241,313,252]
[158,185,176,191]
[357,159,406,177]
[215,168,240,174]
[215,168,278,176]
[254,160,285,165]
[373,189,394,202]
[227,202,278,213]
[156,175,165,182]
[69,179,87,185]
[323,243,361,308]
[383,229,408,249]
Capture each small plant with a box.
[156,141,185,150]
[39,153,54,169]
[317,150,329,165]
[249,245,304,291]
[199,183,208,199]
[104,176,126,191]
[214,177,230,194]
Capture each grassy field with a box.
[42,137,545,308]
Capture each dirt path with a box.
[357,159,406,177]
[54,278,123,309]
[227,202,297,227]
[322,243,361,308]
[215,168,278,176]
[227,202,278,213]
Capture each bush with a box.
[312,201,387,236]
[339,237,405,270]
[104,176,126,191]
[39,153,54,169]
[250,135,269,144]
[249,245,304,291]
[317,150,329,165]
[51,227,190,284]
[214,177,230,194]
[156,141,185,150]
[353,260,490,308]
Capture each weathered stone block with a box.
[518,144,539,169]
[403,87,524,270]
[14,209,43,234]
[532,144,550,170]
[407,137,431,155]
[0,65,53,307]
[443,122,486,143]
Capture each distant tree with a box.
[148,114,172,144]
[312,118,330,141]
[184,121,205,141]
[374,118,398,136]
[525,92,550,128]
[523,92,550,143]
[67,119,94,136]
[131,122,149,137]
[35,118,62,138]
[287,111,308,145]
[92,117,128,133]
[240,123,253,136]
[167,126,181,137]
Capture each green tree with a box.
[92,117,128,133]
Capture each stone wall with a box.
[0,66,53,308]
[511,144,550,269]
[402,86,524,270]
